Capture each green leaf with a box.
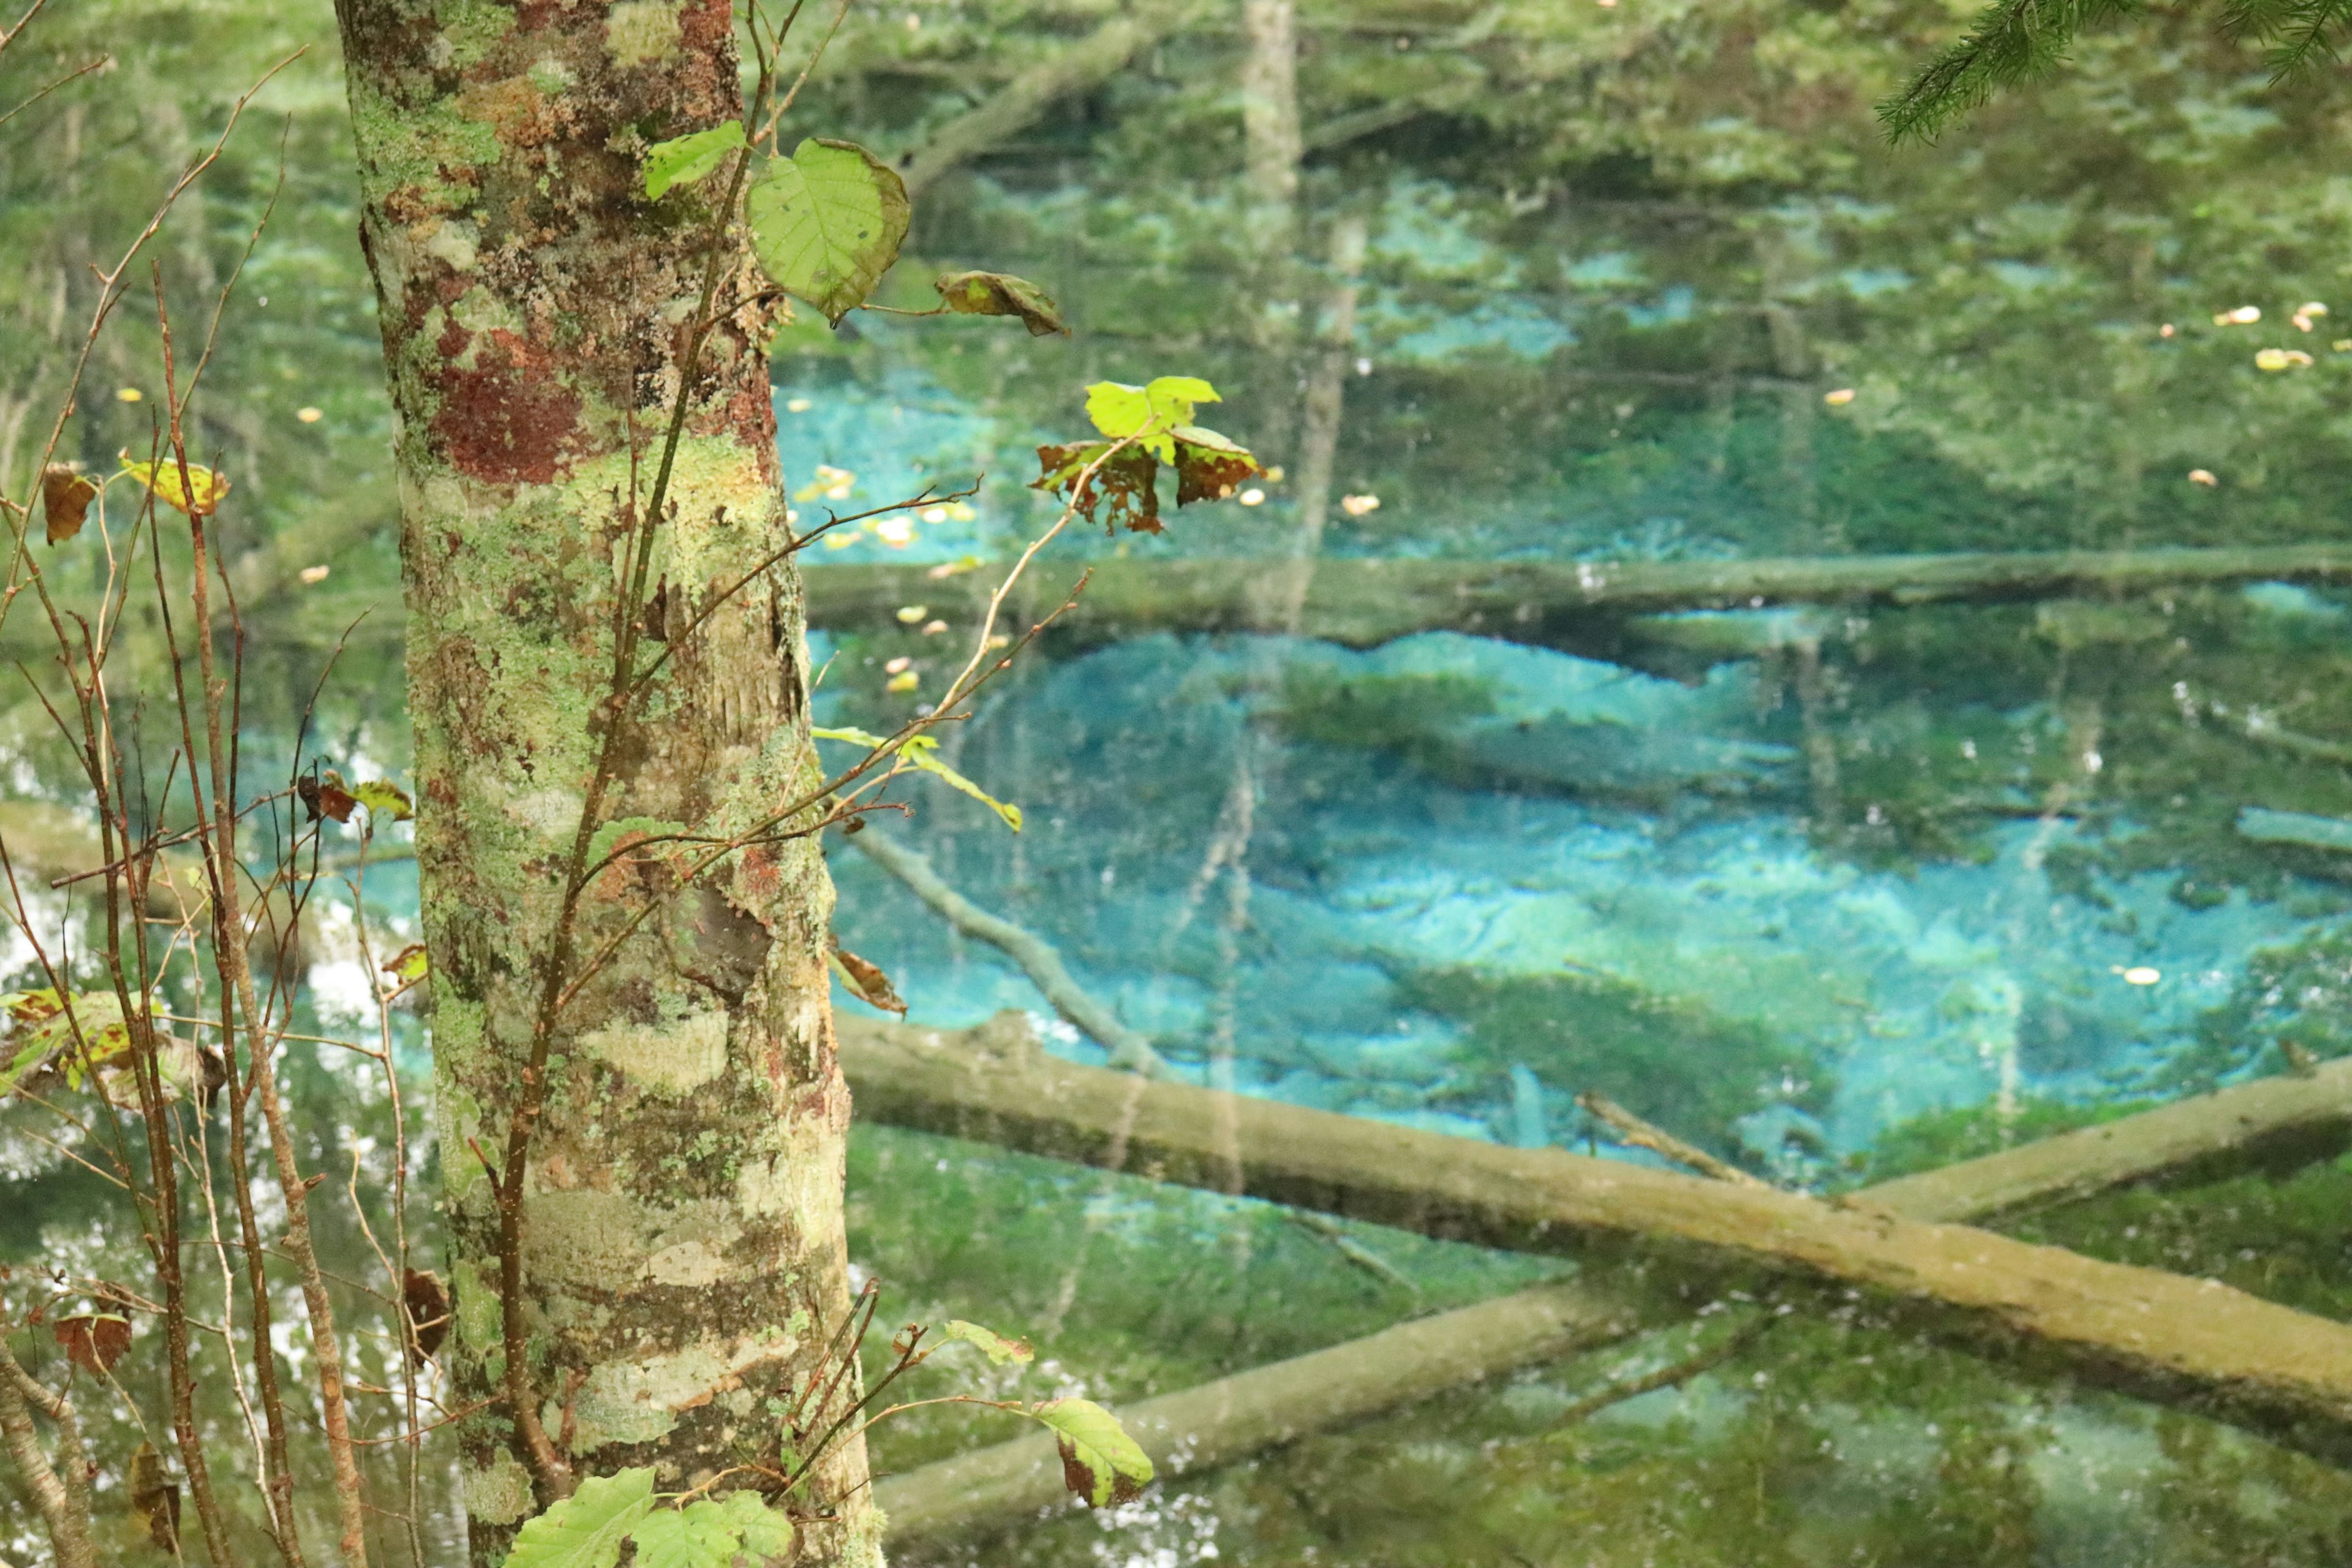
[630,1491,793,1568]
[812,729,1023,831]
[1028,1398,1153,1507]
[745,139,910,326]
[504,1467,655,1568]
[940,1319,1035,1365]
[1083,377,1220,461]
[0,989,132,1097]
[933,270,1069,336]
[718,1491,796,1559]
[644,121,747,200]
[352,779,414,822]
[897,736,1023,832]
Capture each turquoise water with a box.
[10,2,2352,1561]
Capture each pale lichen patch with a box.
[461,1450,536,1526]
[582,1008,728,1095]
[605,0,683,67]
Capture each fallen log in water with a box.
[805,543,2352,654]
[841,1013,2352,1525]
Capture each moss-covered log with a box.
[804,544,2352,654]
[842,1016,2352,1476]
[333,4,873,1559]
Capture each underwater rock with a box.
[2237,805,2352,853]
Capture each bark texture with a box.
[331,2,876,1559]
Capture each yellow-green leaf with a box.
[1030,1398,1153,1507]
[940,1319,1035,1365]
[504,1468,654,1568]
[352,780,414,822]
[119,456,229,518]
[643,121,745,200]
[746,139,910,326]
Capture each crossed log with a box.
[835,1016,2352,1541]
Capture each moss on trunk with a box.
[330,1,876,1558]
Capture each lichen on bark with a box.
[328,0,876,1559]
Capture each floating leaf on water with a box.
[1029,1398,1153,1507]
[299,564,331,584]
[119,455,230,518]
[296,405,323,423]
[2215,304,2262,325]
[116,387,141,402]
[940,1319,1036,1365]
[2255,347,2313,371]
[829,937,907,1014]
[921,619,948,635]
[785,396,813,413]
[1238,488,1266,506]
[745,138,910,325]
[53,1312,131,1375]
[875,516,915,546]
[886,670,919,692]
[1340,492,1382,517]
[895,605,927,624]
[933,269,1070,336]
[41,466,97,545]
[642,120,746,200]
[2188,469,2218,486]
[926,556,982,579]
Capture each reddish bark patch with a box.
[432,330,582,485]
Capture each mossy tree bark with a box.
[331,2,877,1561]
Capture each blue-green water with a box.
[12,1,2352,1561]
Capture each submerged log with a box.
[805,543,2352,655]
[842,1015,2352,1490]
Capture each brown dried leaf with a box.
[129,1441,180,1551]
[1031,442,1162,535]
[41,466,98,545]
[297,772,356,824]
[934,270,1069,336]
[829,937,907,1015]
[1171,426,1260,507]
[53,1312,131,1375]
[404,1268,450,1363]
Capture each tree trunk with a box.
[331,3,876,1561]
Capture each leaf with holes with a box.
[644,121,746,200]
[1171,426,1259,505]
[119,456,229,518]
[42,466,97,544]
[940,1319,1035,1365]
[352,779,414,822]
[746,139,910,325]
[1033,441,1161,534]
[1030,1398,1153,1507]
[54,1313,131,1375]
[1,989,133,1096]
[829,938,906,1015]
[505,1467,655,1568]
[934,270,1068,336]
